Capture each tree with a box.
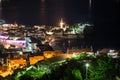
[0,44,5,54]
[72,69,83,80]
[89,54,116,80]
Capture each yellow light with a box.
[60,18,64,28]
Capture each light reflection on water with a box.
[39,0,65,25]
[48,36,87,51]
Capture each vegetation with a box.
[0,44,5,54]
[5,53,118,80]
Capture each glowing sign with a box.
[0,35,8,39]
[0,36,9,43]
[5,40,26,48]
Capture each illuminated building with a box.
[60,18,64,29]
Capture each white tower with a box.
[60,18,64,29]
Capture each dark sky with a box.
[2,0,119,25]
[2,0,120,49]
[2,0,92,25]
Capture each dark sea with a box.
[2,0,120,50]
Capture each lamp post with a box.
[85,63,90,80]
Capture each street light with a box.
[85,63,90,68]
[85,63,90,80]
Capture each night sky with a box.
[2,0,120,49]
